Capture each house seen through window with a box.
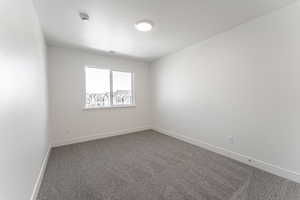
[85,67,134,108]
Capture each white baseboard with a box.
[30,146,51,200]
[51,126,151,147]
[153,126,300,184]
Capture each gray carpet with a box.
[37,130,300,200]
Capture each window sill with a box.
[83,104,136,110]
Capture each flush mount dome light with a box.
[135,20,153,32]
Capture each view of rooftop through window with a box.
[85,67,133,108]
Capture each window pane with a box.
[112,71,133,105]
[85,68,110,107]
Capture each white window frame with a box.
[84,66,136,110]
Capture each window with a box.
[113,71,133,105]
[85,67,134,108]
[85,68,110,107]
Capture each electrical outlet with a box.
[228,136,234,144]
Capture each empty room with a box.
[1,0,300,199]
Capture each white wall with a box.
[0,0,49,199]
[151,1,300,181]
[48,46,151,145]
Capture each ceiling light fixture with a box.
[134,20,153,32]
[79,12,89,21]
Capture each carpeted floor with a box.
[37,130,300,200]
